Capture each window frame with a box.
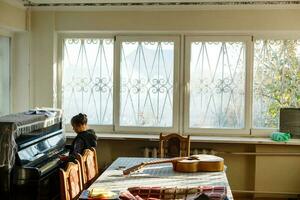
[183,36,253,135]
[57,33,115,133]
[114,35,181,133]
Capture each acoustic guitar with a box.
[123,154,224,175]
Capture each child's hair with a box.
[71,113,88,126]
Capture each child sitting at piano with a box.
[60,113,97,162]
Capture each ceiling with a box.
[21,0,300,8]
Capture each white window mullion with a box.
[183,36,192,134]
[245,38,253,135]
[57,36,63,110]
[113,36,121,133]
[178,34,185,135]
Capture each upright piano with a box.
[0,109,68,200]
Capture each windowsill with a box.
[65,132,300,146]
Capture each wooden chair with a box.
[59,160,83,200]
[77,148,99,189]
[159,133,190,158]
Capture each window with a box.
[119,40,175,127]
[253,39,300,129]
[61,36,179,132]
[115,36,179,131]
[0,36,10,116]
[184,37,248,134]
[62,38,114,125]
[59,34,299,135]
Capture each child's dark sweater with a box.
[68,129,97,161]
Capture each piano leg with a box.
[0,167,12,199]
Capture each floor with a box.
[234,193,300,200]
[235,197,300,200]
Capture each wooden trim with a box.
[218,152,300,156]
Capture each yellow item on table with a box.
[88,188,118,199]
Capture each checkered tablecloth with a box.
[88,157,233,200]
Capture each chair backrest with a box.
[59,160,83,200]
[159,133,190,158]
[77,147,99,188]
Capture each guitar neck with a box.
[144,157,185,165]
[123,157,186,175]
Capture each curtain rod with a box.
[22,1,300,7]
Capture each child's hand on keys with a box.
[59,155,68,161]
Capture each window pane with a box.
[253,40,300,128]
[120,41,174,127]
[189,41,246,128]
[0,37,10,116]
[62,38,114,125]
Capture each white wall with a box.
[0,1,29,113]
[29,9,300,109]
[30,12,56,108]
[54,9,300,32]
[0,0,26,31]
[12,32,30,112]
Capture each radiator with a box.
[143,147,158,158]
[191,148,217,155]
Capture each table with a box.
[82,157,233,199]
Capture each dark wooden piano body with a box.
[0,110,68,200]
